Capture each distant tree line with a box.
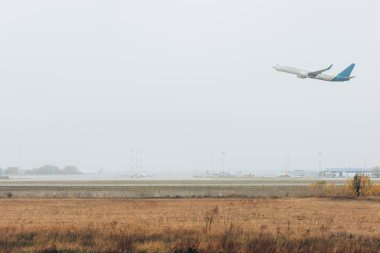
[24,165,81,175]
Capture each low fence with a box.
[0,185,313,198]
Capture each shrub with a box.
[115,232,135,253]
[372,184,380,196]
[348,173,372,197]
[309,181,347,198]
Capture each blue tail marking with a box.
[332,63,355,81]
[337,63,355,78]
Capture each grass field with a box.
[1,198,380,252]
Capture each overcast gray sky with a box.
[0,0,379,175]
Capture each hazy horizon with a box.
[1,0,379,176]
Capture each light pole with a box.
[221,152,226,171]
[211,155,215,174]
[286,155,290,172]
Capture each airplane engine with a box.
[297,72,308,79]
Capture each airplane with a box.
[273,63,355,82]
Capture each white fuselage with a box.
[273,64,335,81]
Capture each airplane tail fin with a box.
[337,63,355,78]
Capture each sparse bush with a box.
[37,246,58,253]
[309,181,348,198]
[113,230,135,253]
[310,175,377,198]
[310,181,327,197]
[15,232,36,247]
[172,236,200,253]
[79,231,94,247]
[372,184,380,196]
[348,173,372,197]
[220,223,243,253]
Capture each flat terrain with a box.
[1,179,380,251]
[3,198,380,235]
[4,178,378,198]
[1,198,380,235]
[1,178,365,186]
[1,198,380,252]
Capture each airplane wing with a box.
[308,64,333,78]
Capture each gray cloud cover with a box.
[0,0,379,175]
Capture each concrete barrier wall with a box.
[0,185,313,198]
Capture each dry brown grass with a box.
[1,198,380,252]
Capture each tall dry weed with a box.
[204,205,219,233]
[1,222,380,252]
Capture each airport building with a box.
[285,170,319,178]
[283,167,380,178]
[322,168,373,178]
